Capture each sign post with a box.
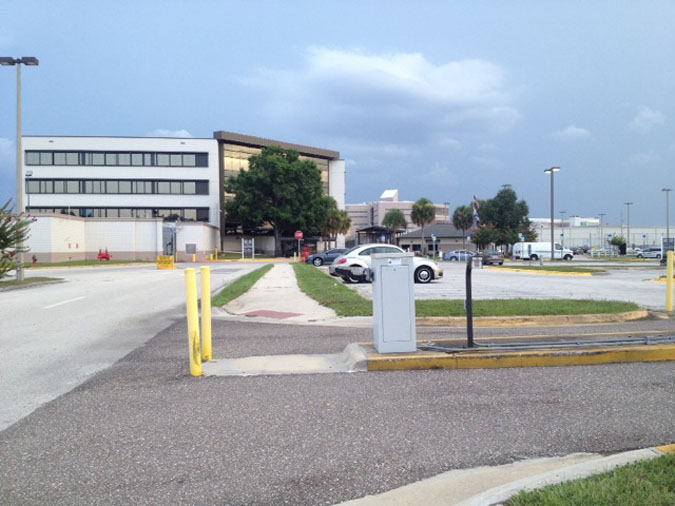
[295,230,303,260]
[431,233,437,258]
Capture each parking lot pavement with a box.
[1,319,673,506]
[335,262,670,309]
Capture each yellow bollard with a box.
[667,251,674,313]
[192,254,196,263]
[200,266,212,361]
[185,268,202,376]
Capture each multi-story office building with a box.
[21,132,346,255]
[23,136,220,228]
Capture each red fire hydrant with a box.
[301,245,311,263]
[97,249,111,261]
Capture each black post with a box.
[465,255,475,348]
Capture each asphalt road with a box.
[0,319,673,506]
[0,263,259,430]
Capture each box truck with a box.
[512,242,574,260]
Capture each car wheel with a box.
[530,254,538,261]
[341,275,355,284]
[656,254,662,259]
[450,257,458,261]
[637,254,643,258]
[563,254,572,261]
[498,261,504,266]
[312,257,323,267]
[415,266,433,283]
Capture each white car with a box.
[328,244,443,284]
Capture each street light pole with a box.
[664,188,672,247]
[1,56,39,281]
[544,167,560,260]
[624,202,633,251]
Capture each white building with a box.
[23,136,220,228]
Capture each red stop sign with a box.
[294,230,303,240]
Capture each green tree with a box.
[0,200,33,279]
[478,187,531,252]
[452,205,474,249]
[471,224,499,250]
[224,146,332,256]
[411,198,436,254]
[381,209,407,241]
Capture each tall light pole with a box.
[1,56,39,281]
[624,202,633,251]
[664,188,672,248]
[544,166,560,260]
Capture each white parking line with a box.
[44,296,85,309]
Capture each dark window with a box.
[195,181,209,194]
[196,208,209,221]
[195,153,208,167]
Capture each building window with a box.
[183,154,196,166]
[27,180,40,193]
[157,182,170,194]
[106,181,119,194]
[119,181,132,193]
[25,152,40,165]
[53,152,66,165]
[131,153,143,166]
[40,152,53,165]
[66,181,79,193]
[118,153,131,166]
[196,181,208,195]
[170,181,181,194]
[66,152,79,165]
[183,181,196,194]
[156,153,170,166]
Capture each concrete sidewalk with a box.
[223,263,337,323]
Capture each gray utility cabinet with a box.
[371,253,417,353]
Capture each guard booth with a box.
[370,253,417,353]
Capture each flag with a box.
[472,195,481,226]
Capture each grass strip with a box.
[499,265,606,274]
[293,263,372,316]
[416,298,638,317]
[27,260,153,268]
[211,264,274,307]
[293,264,638,317]
[509,454,675,506]
[0,277,62,288]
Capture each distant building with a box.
[346,189,449,244]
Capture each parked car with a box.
[329,244,443,284]
[443,250,475,261]
[305,248,348,267]
[637,247,662,259]
[480,249,505,266]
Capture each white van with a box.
[513,242,574,261]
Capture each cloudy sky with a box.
[1,1,673,226]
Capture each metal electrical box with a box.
[371,253,417,353]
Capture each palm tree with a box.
[381,209,407,243]
[452,205,474,249]
[411,198,436,254]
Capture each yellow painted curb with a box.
[366,344,675,371]
[484,267,593,277]
[416,310,649,327]
[656,444,675,455]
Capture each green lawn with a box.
[497,265,606,274]
[28,260,154,268]
[509,454,675,506]
[211,264,274,307]
[292,263,638,317]
[0,277,62,288]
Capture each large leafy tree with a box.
[411,198,436,254]
[381,209,407,238]
[452,205,474,249]
[0,200,33,279]
[471,224,499,249]
[477,187,531,252]
[224,146,333,256]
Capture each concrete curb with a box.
[456,445,675,506]
[416,309,649,327]
[483,267,593,276]
[0,278,65,292]
[335,444,675,506]
[365,342,675,371]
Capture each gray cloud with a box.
[551,125,591,142]
[244,47,520,145]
